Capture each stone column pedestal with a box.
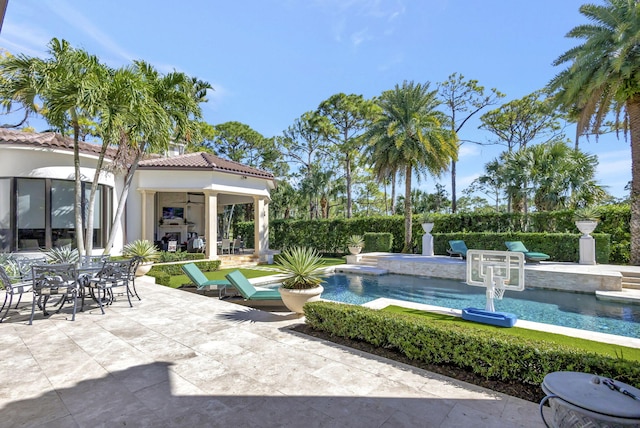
[579,236,596,265]
[422,233,434,256]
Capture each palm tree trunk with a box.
[628,98,640,265]
[391,172,396,215]
[403,165,412,253]
[72,116,85,256]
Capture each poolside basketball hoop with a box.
[466,250,525,312]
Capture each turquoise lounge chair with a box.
[224,270,282,301]
[447,240,469,259]
[181,263,233,298]
[504,241,550,263]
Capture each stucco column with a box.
[140,190,156,242]
[204,191,218,259]
[254,197,270,262]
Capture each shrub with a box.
[303,301,640,387]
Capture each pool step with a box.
[358,255,379,267]
[596,288,640,305]
[620,271,640,289]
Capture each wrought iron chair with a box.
[0,265,33,322]
[126,257,142,300]
[30,263,79,325]
[84,259,133,314]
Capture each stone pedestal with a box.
[346,254,362,264]
[579,236,596,265]
[422,233,434,256]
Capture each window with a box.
[17,178,45,250]
[0,179,10,252]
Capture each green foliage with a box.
[275,246,325,289]
[43,245,79,264]
[158,250,206,263]
[122,239,160,262]
[573,206,601,221]
[303,301,640,387]
[433,232,610,263]
[346,235,364,248]
[148,259,221,285]
[260,204,629,264]
[363,232,393,252]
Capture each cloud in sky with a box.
[42,0,134,63]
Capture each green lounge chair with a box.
[181,263,233,298]
[224,270,282,301]
[447,240,469,259]
[504,241,550,263]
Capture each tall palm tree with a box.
[548,0,640,264]
[367,80,457,252]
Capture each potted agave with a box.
[346,234,365,255]
[573,206,600,238]
[420,212,435,233]
[275,246,325,314]
[122,239,160,276]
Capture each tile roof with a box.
[137,152,275,180]
[0,128,117,158]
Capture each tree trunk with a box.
[403,165,413,253]
[72,116,85,256]
[104,148,144,254]
[391,172,396,215]
[345,152,352,218]
[451,158,457,213]
[628,98,640,265]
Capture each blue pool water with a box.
[319,273,640,339]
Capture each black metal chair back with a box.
[30,263,78,325]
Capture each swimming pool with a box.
[320,273,640,339]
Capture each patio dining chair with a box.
[0,265,33,322]
[30,263,79,325]
[220,238,231,255]
[232,237,244,254]
[84,259,134,314]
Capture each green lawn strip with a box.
[168,268,278,288]
[382,305,640,362]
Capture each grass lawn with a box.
[383,305,640,362]
[168,255,346,289]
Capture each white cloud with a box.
[458,144,479,158]
[42,0,134,63]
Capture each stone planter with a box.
[421,222,434,233]
[575,220,598,238]
[348,246,362,255]
[278,285,324,314]
[135,262,153,277]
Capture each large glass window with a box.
[51,179,76,248]
[0,178,112,253]
[0,179,10,252]
[17,178,46,250]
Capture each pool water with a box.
[320,273,640,339]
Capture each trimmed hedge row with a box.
[235,204,629,263]
[433,232,611,264]
[363,232,393,253]
[147,260,221,286]
[303,301,640,387]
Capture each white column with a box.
[254,197,270,262]
[140,190,156,242]
[204,192,218,259]
[579,236,597,265]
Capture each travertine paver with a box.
[0,276,545,427]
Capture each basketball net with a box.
[490,286,506,300]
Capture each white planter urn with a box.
[575,220,598,238]
[348,246,362,255]
[278,285,324,314]
[421,222,434,233]
[135,261,153,277]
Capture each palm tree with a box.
[367,80,457,252]
[548,0,640,264]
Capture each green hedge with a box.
[236,204,629,263]
[147,260,222,286]
[303,301,640,387]
[363,232,393,252]
[433,232,611,263]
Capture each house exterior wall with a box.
[0,145,125,254]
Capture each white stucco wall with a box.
[0,145,125,255]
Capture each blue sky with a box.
[0,0,631,199]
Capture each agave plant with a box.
[346,235,365,249]
[44,245,79,264]
[122,239,160,263]
[276,246,325,289]
[573,206,601,222]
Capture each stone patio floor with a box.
[0,275,548,427]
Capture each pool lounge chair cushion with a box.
[181,263,231,290]
[504,241,550,262]
[224,270,282,301]
[447,240,469,259]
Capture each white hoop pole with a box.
[484,266,495,312]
